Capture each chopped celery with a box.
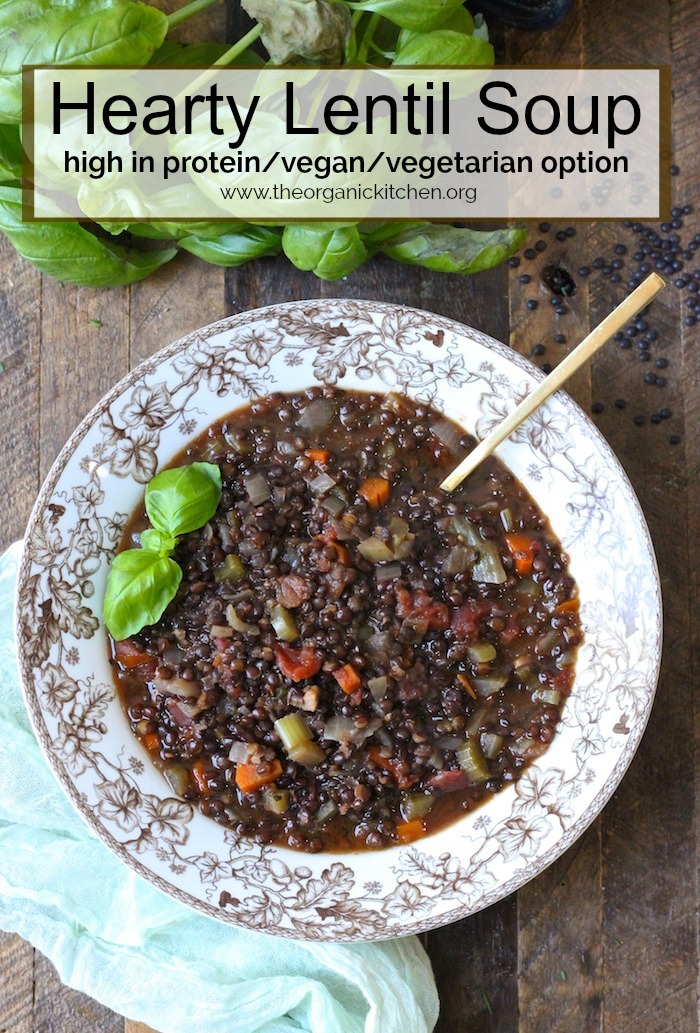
[214,553,245,583]
[400,793,435,822]
[262,786,290,814]
[270,603,298,642]
[480,732,504,760]
[455,739,490,783]
[164,765,190,797]
[274,713,312,751]
[288,741,327,768]
[467,642,497,664]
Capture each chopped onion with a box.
[297,397,336,432]
[282,546,302,570]
[276,440,299,457]
[510,735,545,760]
[228,741,250,763]
[471,674,508,697]
[450,515,507,584]
[366,632,392,658]
[367,675,388,701]
[357,537,394,563]
[152,675,201,699]
[500,507,515,532]
[441,545,476,575]
[467,642,497,664]
[322,715,382,743]
[375,562,402,583]
[515,578,542,598]
[270,603,298,643]
[533,687,562,706]
[309,472,337,497]
[431,418,464,455]
[225,603,260,636]
[435,735,464,750]
[163,766,190,796]
[244,473,271,505]
[211,624,234,638]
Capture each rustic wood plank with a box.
[0,931,33,1033]
[0,237,41,552]
[38,283,131,478]
[32,952,123,1033]
[129,251,226,367]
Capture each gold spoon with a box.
[440,272,667,493]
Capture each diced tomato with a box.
[425,769,470,792]
[274,643,323,682]
[317,522,338,544]
[499,615,522,646]
[113,638,154,669]
[395,588,449,632]
[275,574,312,608]
[450,599,490,642]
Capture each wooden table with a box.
[1,0,698,1029]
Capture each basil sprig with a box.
[103,461,222,640]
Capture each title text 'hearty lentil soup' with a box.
[111,388,582,852]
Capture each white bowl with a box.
[15,299,661,941]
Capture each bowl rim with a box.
[15,298,663,940]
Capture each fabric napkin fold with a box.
[0,542,439,1033]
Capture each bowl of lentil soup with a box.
[16,299,661,940]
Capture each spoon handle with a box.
[440,272,666,493]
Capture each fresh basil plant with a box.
[103,461,222,640]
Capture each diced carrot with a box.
[235,759,283,794]
[556,598,580,614]
[358,476,391,509]
[504,533,539,576]
[368,746,419,790]
[305,448,331,463]
[396,819,426,844]
[457,672,478,700]
[333,663,361,694]
[113,638,153,669]
[331,542,350,566]
[274,643,323,682]
[191,759,214,795]
[142,733,161,752]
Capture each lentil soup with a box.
[111,388,582,852]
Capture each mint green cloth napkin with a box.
[0,542,439,1033]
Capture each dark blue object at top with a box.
[474,0,577,30]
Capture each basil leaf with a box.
[377,224,527,274]
[178,225,284,266]
[0,0,168,124]
[145,462,222,537]
[394,29,494,66]
[282,223,369,280]
[0,124,22,181]
[0,186,177,286]
[345,0,465,32]
[140,528,177,555]
[103,549,182,640]
[129,220,247,241]
[149,40,264,67]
